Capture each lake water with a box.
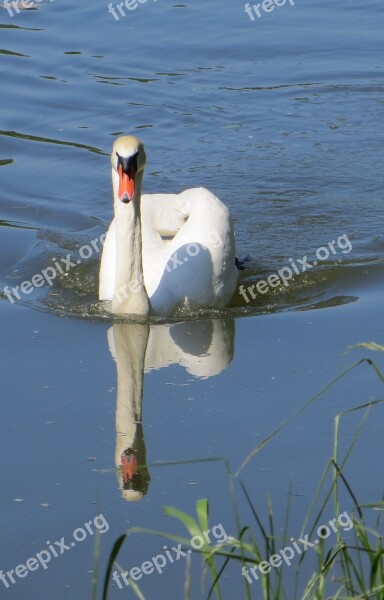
[1,0,383,598]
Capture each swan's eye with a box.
[116,152,138,178]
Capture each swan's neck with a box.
[111,170,149,315]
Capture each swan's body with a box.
[99,136,238,316]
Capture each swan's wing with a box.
[141,193,189,237]
[167,188,239,294]
[142,188,238,314]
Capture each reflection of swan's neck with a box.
[113,323,148,462]
[111,170,149,315]
[111,324,150,501]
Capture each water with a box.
[0,0,383,598]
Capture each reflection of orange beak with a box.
[121,452,138,483]
[118,165,135,203]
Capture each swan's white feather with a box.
[100,187,238,316]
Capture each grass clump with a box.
[99,343,384,600]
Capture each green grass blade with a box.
[102,534,127,600]
[114,562,146,600]
[196,499,210,533]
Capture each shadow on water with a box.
[0,129,107,156]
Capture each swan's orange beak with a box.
[118,164,135,203]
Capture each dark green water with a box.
[0,0,383,598]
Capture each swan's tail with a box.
[235,255,251,271]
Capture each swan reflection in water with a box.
[107,318,235,501]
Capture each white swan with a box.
[99,136,238,316]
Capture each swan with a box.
[99,135,239,316]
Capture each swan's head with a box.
[112,136,146,204]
